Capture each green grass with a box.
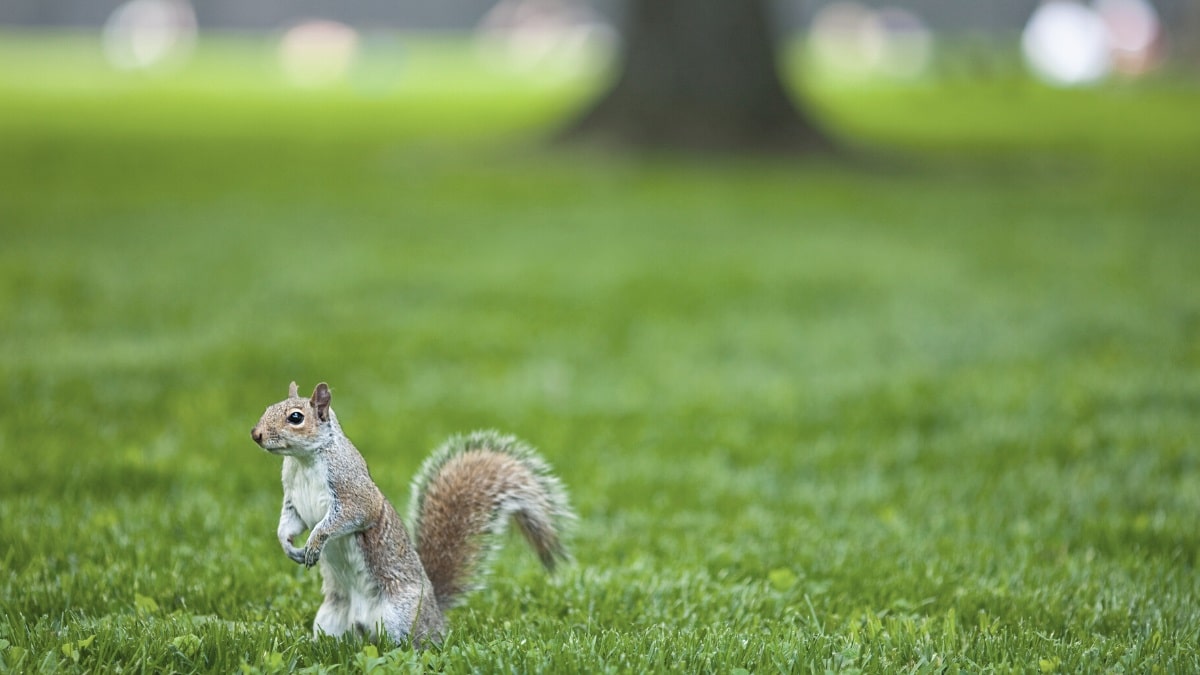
[1,30,1199,673]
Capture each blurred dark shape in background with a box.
[558,0,833,154]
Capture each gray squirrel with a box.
[250,381,575,645]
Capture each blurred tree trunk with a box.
[559,0,832,154]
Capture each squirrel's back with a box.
[407,430,574,610]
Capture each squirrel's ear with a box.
[288,381,299,398]
[312,382,331,422]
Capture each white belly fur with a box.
[286,456,331,528]
[284,456,387,638]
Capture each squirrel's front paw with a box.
[302,546,321,568]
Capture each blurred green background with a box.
[1,2,1199,671]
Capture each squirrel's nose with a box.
[251,428,263,444]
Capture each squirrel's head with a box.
[250,381,335,456]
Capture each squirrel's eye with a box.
[287,411,304,425]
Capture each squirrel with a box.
[249,381,575,645]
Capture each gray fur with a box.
[250,384,574,646]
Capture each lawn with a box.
[1,30,1198,673]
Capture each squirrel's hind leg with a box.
[312,592,353,639]
[379,586,445,648]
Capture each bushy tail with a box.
[407,430,575,611]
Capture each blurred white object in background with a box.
[807,2,933,83]
[872,8,934,80]
[1022,0,1163,86]
[102,0,197,71]
[1095,0,1163,75]
[808,2,886,80]
[1022,1,1111,86]
[278,20,361,88]
[475,0,615,74]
